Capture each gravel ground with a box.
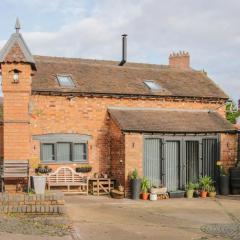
[0,213,73,237]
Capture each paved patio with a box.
[66,195,240,240]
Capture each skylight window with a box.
[57,75,75,88]
[144,80,161,91]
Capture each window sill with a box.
[40,161,88,165]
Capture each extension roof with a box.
[108,107,236,133]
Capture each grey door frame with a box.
[143,134,220,189]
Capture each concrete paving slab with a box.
[66,195,237,240]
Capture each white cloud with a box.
[0,0,239,101]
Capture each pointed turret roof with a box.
[0,18,36,69]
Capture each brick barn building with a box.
[0,22,237,193]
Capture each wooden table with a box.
[89,178,115,196]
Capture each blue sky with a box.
[0,0,239,102]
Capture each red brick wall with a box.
[124,133,143,194]
[109,119,125,187]
[221,133,238,168]
[0,124,4,159]
[2,63,32,160]
[29,94,231,179]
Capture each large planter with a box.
[220,175,229,195]
[131,179,141,200]
[169,190,185,198]
[33,176,46,194]
[76,167,92,173]
[230,167,240,194]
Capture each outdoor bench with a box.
[47,166,88,194]
[0,159,30,192]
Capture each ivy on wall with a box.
[226,101,240,124]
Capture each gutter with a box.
[31,90,228,103]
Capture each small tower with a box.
[0,18,36,160]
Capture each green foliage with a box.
[141,177,150,193]
[186,182,195,190]
[208,185,216,193]
[131,169,139,180]
[226,101,240,124]
[199,176,213,191]
[216,162,228,176]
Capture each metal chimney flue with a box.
[119,34,127,66]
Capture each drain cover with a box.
[201,224,240,240]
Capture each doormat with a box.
[201,223,240,240]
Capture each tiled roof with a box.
[0,33,35,68]
[31,55,228,100]
[108,108,236,133]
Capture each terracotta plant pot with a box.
[142,192,149,200]
[200,191,208,198]
[208,192,216,198]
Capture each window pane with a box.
[144,80,161,91]
[73,143,87,162]
[57,143,71,162]
[57,75,74,87]
[42,144,54,162]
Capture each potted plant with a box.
[217,161,229,195]
[130,169,141,200]
[33,165,51,194]
[76,165,92,173]
[35,165,52,174]
[208,185,216,197]
[141,177,150,200]
[193,182,200,198]
[186,182,195,198]
[199,176,213,198]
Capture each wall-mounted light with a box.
[13,71,19,83]
[9,69,21,84]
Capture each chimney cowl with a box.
[169,51,190,70]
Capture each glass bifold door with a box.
[144,137,219,191]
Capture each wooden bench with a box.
[0,160,30,192]
[47,167,88,194]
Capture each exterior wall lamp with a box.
[9,69,22,84]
